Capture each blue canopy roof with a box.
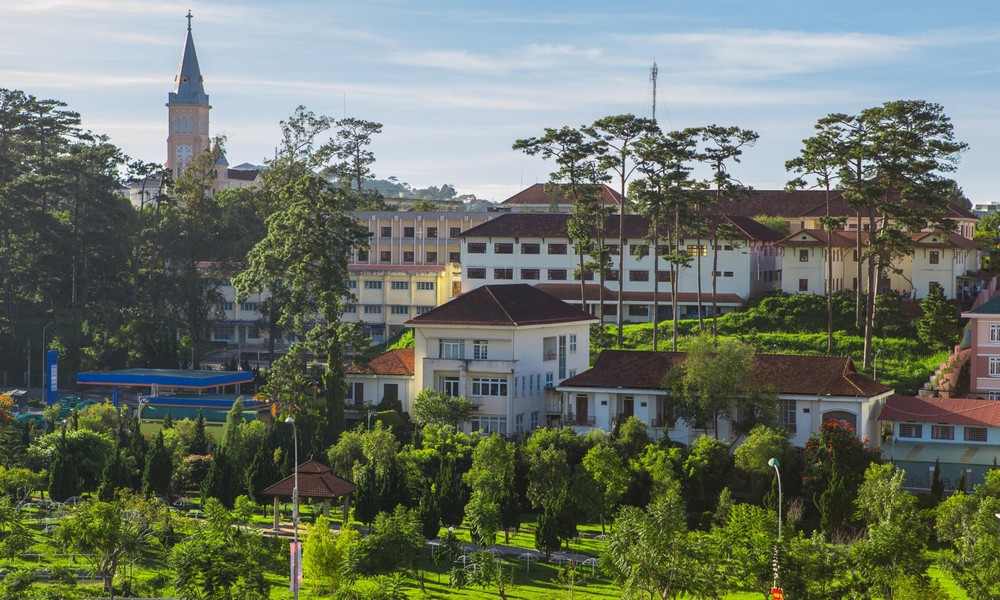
[77,368,252,389]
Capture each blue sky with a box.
[2,0,998,203]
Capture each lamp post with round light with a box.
[768,457,782,588]
[285,416,300,600]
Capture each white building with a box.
[407,284,597,435]
[557,350,893,448]
[345,348,415,411]
[459,213,783,320]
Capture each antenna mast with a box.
[650,61,658,122]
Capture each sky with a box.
[1,0,998,204]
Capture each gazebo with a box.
[261,459,356,529]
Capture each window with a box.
[415,305,433,315]
[219,301,234,312]
[439,339,464,359]
[347,279,358,289]
[629,270,649,282]
[548,243,567,255]
[495,243,514,254]
[530,411,539,430]
[607,244,620,256]
[472,377,508,396]
[450,227,461,238]
[381,226,392,237]
[380,250,392,263]
[631,244,649,258]
[545,373,554,388]
[364,280,383,290]
[990,357,1000,377]
[569,334,577,353]
[241,301,258,312]
[573,270,594,281]
[417,281,435,291]
[990,324,1000,343]
[439,376,460,397]
[656,271,672,283]
[357,249,369,262]
[547,269,567,281]
[426,251,438,263]
[468,268,486,279]
[521,268,540,280]
[779,400,797,434]
[390,305,409,315]
[799,249,809,262]
[568,369,577,377]
[723,271,733,277]
[213,326,234,340]
[799,279,809,292]
[473,340,488,360]
[403,226,415,238]
[931,425,954,440]
[515,414,524,435]
[403,251,415,263]
[607,270,620,281]
[345,304,357,313]
[929,251,940,265]
[449,251,461,263]
[426,227,438,238]
[383,383,399,402]
[363,305,382,314]
[627,305,649,317]
[687,245,707,257]
[521,242,540,254]
[468,242,487,254]
[899,423,922,438]
[470,416,507,434]
[965,427,988,442]
[391,281,409,290]
[495,267,514,280]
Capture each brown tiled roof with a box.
[780,229,858,248]
[878,395,1000,427]
[534,284,744,305]
[461,213,782,242]
[502,183,623,206]
[405,284,596,327]
[559,350,891,397]
[347,348,414,376]
[721,189,977,223]
[261,459,356,499]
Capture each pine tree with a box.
[97,446,131,501]
[436,456,466,528]
[190,408,210,455]
[48,431,81,502]
[417,481,441,540]
[917,283,961,350]
[142,431,173,498]
[201,445,237,508]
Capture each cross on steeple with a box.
[186,10,193,31]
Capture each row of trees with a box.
[515,100,968,363]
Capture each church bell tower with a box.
[166,11,211,178]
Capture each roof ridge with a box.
[486,285,517,325]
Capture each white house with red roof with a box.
[557,349,893,447]
[345,348,416,412]
[459,213,783,322]
[405,284,597,435]
[878,394,1000,491]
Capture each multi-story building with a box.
[498,183,623,213]
[459,213,784,320]
[407,284,597,435]
[961,294,1000,399]
[557,350,893,448]
[345,348,415,412]
[780,229,980,300]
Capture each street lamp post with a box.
[41,321,53,393]
[285,417,300,600]
[367,409,376,430]
[768,457,783,588]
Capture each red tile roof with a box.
[346,348,415,376]
[878,395,1000,427]
[405,284,596,327]
[502,183,623,206]
[721,189,977,222]
[534,284,744,305]
[560,350,891,398]
[261,459,357,499]
[461,213,783,242]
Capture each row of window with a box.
[375,226,457,238]
[356,250,461,263]
[218,302,259,312]
[899,423,987,442]
[466,267,694,282]
[513,412,540,434]
[349,280,436,291]
[800,248,944,264]
[344,305,433,315]
[467,242,732,257]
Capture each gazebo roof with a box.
[261,459,356,500]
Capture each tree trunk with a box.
[710,232,719,344]
[652,222,659,352]
[617,184,626,348]
[855,208,864,329]
[672,206,681,352]
[695,236,704,333]
[863,213,878,367]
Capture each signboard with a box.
[45,350,58,405]
[771,587,784,600]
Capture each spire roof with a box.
[168,12,209,105]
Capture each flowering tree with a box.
[803,419,880,534]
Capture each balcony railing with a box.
[564,414,596,427]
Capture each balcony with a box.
[422,357,516,373]
[564,414,596,427]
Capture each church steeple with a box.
[169,10,209,105]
